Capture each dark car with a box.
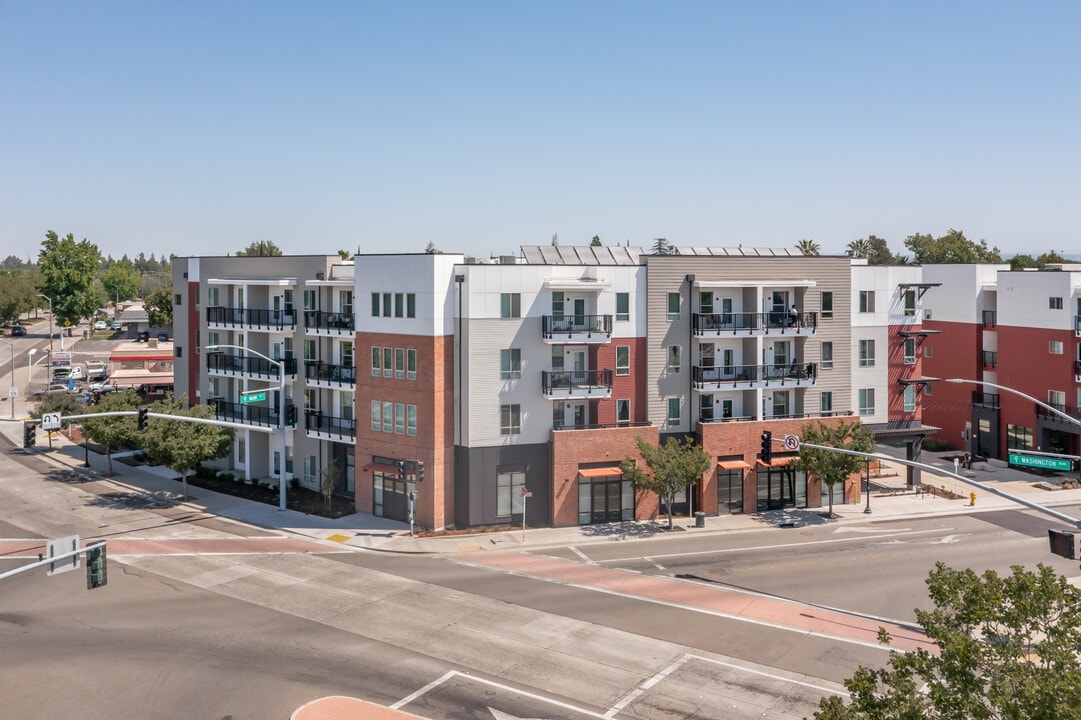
[137,331,150,342]
[157,332,169,342]
[10,325,26,336]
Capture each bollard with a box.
[970,491,976,506]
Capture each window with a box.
[175,346,183,358]
[305,455,317,484]
[395,403,405,434]
[304,389,316,411]
[406,293,416,318]
[500,404,521,435]
[382,293,391,317]
[395,293,404,318]
[858,389,875,416]
[496,471,526,517]
[383,401,393,432]
[924,346,934,358]
[616,399,630,426]
[501,349,521,380]
[903,385,917,412]
[371,347,381,376]
[371,401,381,430]
[821,291,833,319]
[667,345,681,373]
[1007,424,1034,450]
[1050,341,1064,354]
[820,391,833,414]
[340,340,352,367]
[667,292,680,321]
[1049,390,1066,409]
[859,291,875,313]
[858,339,875,367]
[903,289,916,316]
[371,293,380,317]
[407,349,417,380]
[382,347,393,377]
[174,293,182,306]
[389,348,402,379]
[304,290,315,311]
[501,293,521,318]
[551,291,564,317]
[1050,297,1063,310]
[407,405,417,436]
[208,287,219,307]
[820,341,833,369]
[304,340,316,361]
[285,446,294,475]
[699,291,713,314]
[340,290,353,315]
[903,338,916,364]
[616,293,629,321]
[666,397,681,427]
[615,346,630,376]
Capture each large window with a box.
[496,471,526,517]
[903,338,916,364]
[1050,297,1063,310]
[394,293,404,318]
[501,293,521,318]
[1007,424,1034,450]
[858,388,875,416]
[903,385,917,412]
[820,341,833,369]
[820,291,833,319]
[820,391,833,414]
[501,404,521,435]
[551,291,564,317]
[1050,340,1064,355]
[407,349,417,380]
[394,403,405,434]
[666,397,681,427]
[858,339,875,367]
[616,399,630,426]
[383,347,393,377]
[407,405,417,436]
[382,401,393,432]
[667,345,681,373]
[1049,390,1066,409]
[501,349,521,380]
[903,289,916,316]
[371,292,380,317]
[667,292,680,321]
[395,348,405,379]
[859,291,875,313]
[616,292,630,321]
[616,346,630,376]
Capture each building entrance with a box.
[578,474,634,524]
[373,471,409,522]
[756,462,807,511]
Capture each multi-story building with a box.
[923,263,1081,460]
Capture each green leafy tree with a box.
[1012,250,1071,270]
[138,395,233,498]
[846,238,872,259]
[32,391,80,419]
[38,230,102,324]
[79,389,141,475]
[862,234,904,265]
[620,435,711,529]
[650,237,675,255]
[904,229,1003,265]
[144,288,173,328]
[234,240,283,257]
[0,267,39,325]
[337,249,352,260]
[100,259,142,305]
[796,239,820,256]
[793,420,874,518]
[591,235,603,247]
[814,562,1081,720]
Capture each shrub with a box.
[289,477,300,490]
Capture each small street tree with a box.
[138,395,233,498]
[793,419,874,518]
[814,562,1081,720]
[79,389,141,475]
[620,435,711,529]
[320,463,340,512]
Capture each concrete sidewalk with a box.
[4,414,1081,555]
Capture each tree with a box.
[337,249,352,260]
[38,230,102,323]
[100,259,142,305]
[814,562,1081,720]
[234,240,283,257]
[591,235,603,247]
[0,266,39,325]
[862,235,904,265]
[79,390,141,475]
[651,237,675,255]
[424,241,441,254]
[846,238,872,259]
[792,419,874,518]
[796,239,821,256]
[320,463,340,512]
[1010,250,1070,270]
[144,288,173,328]
[620,435,711,529]
[904,229,1003,265]
[138,395,233,499]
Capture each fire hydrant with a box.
[970,491,976,506]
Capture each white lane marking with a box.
[569,546,597,565]
[604,653,688,718]
[645,556,667,572]
[833,526,912,534]
[933,534,965,544]
[390,670,458,710]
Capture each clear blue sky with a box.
[2,1,1078,261]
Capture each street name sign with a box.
[1008,453,1073,472]
[240,390,267,403]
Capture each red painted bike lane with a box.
[0,536,338,557]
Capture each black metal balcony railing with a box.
[1037,405,1081,423]
[692,362,817,387]
[209,398,294,428]
[304,310,355,333]
[971,391,1000,409]
[1076,360,1081,376]
[692,311,817,334]
[541,314,613,339]
[982,350,998,368]
[305,410,356,439]
[207,306,297,330]
[699,410,853,424]
[207,352,297,378]
[304,360,356,385]
[552,420,651,431]
[982,310,997,328]
[541,369,613,395]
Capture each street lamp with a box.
[38,294,60,353]
[1,340,14,419]
[27,348,37,392]
[206,344,289,511]
[944,378,1081,428]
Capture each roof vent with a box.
[316,272,325,280]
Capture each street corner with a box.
[292,695,427,720]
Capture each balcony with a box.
[541,369,613,399]
[1076,360,1081,382]
[1036,404,1081,426]
[971,391,999,409]
[699,410,851,424]
[692,311,816,337]
[541,314,612,343]
[207,306,297,332]
[982,350,997,368]
[304,310,355,336]
[207,352,298,381]
[552,420,650,431]
[982,310,996,328]
[691,362,817,390]
[209,398,294,429]
[305,410,356,444]
[305,360,356,388]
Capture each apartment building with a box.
[923,264,1081,460]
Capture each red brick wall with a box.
[592,337,649,425]
[923,319,981,450]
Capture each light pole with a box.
[38,294,60,353]
[207,344,289,511]
[944,378,1081,428]
[27,348,37,393]
[1,340,14,419]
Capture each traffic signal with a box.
[23,422,36,449]
[760,431,773,464]
[137,406,149,431]
[416,461,424,482]
[285,404,298,427]
[397,459,406,480]
[86,545,107,589]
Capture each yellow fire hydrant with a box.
[970,491,976,506]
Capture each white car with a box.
[94,320,108,330]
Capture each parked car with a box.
[53,366,85,381]
[157,332,169,342]
[94,320,108,330]
[10,325,26,337]
[86,362,109,381]
[111,321,121,330]
[138,331,150,342]
[32,383,82,397]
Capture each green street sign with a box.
[1008,453,1073,472]
[240,391,267,404]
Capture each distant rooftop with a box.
[520,245,644,266]
[673,246,805,257]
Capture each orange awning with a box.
[717,460,751,470]
[577,467,623,478]
[756,457,795,468]
[362,462,400,475]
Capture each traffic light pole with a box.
[0,541,106,584]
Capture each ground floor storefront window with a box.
[756,464,807,512]
[717,466,745,514]
[578,474,634,524]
